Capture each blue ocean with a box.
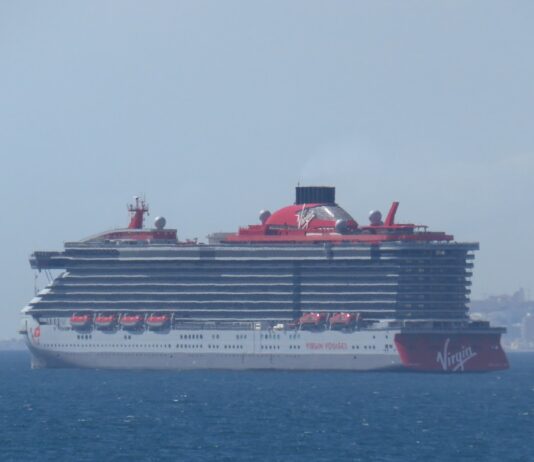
[1,351,533,462]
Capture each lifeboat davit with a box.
[70,313,92,329]
[146,314,170,330]
[120,314,143,329]
[95,314,116,329]
[298,312,327,330]
[329,312,360,330]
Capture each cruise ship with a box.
[20,187,509,372]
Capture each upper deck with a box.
[26,189,477,322]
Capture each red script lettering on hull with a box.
[394,333,509,372]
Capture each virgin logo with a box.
[33,326,41,339]
[296,208,315,230]
[436,338,477,371]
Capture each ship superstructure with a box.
[20,188,509,372]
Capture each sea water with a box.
[1,351,533,462]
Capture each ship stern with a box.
[394,329,509,372]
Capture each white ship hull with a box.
[21,316,402,371]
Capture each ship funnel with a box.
[295,186,335,205]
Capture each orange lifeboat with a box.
[298,312,327,330]
[120,314,143,329]
[329,312,360,330]
[95,314,116,329]
[70,313,92,329]
[146,314,170,330]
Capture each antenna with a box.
[127,196,149,229]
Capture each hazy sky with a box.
[1,1,533,339]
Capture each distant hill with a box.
[471,288,534,350]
